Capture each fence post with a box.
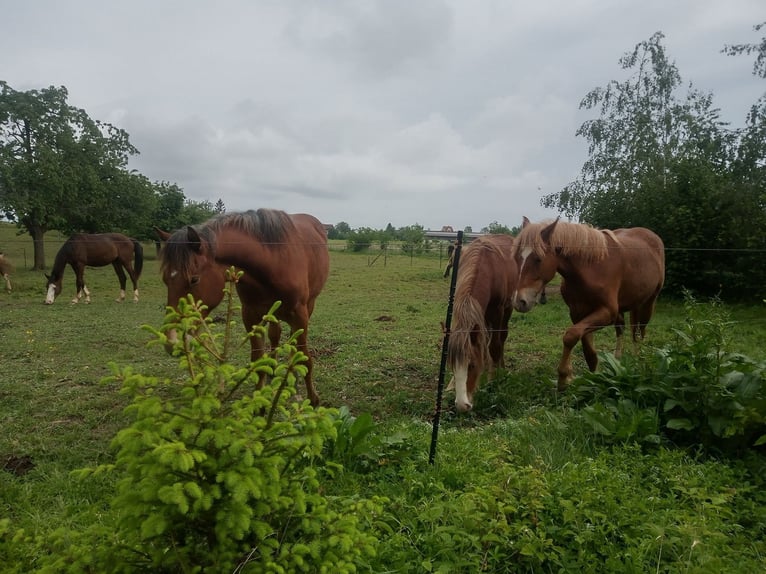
[429,230,463,465]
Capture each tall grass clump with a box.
[9,269,382,573]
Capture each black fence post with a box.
[429,231,463,465]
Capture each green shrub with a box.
[570,293,766,451]
[32,270,382,573]
[323,406,412,473]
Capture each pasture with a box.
[1,221,766,571]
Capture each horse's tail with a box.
[132,240,144,278]
[447,294,489,371]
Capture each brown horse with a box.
[0,252,13,292]
[512,218,665,390]
[45,233,144,304]
[157,209,330,407]
[446,234,519,412]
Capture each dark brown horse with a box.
[45,233,144,304]
[0,252,13,292]
[512,218,665,390]
[157,209,330,406]
[446,234,519,412]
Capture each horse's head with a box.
[513,218,559,313]
[44,273,62,304]
[158,226,228,350]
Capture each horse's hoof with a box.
[556,379,571,392]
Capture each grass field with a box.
[1,221,765,571]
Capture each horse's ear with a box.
[540,218,560,245]
[522,216,530,228]
[186,226,204,253]
[154,226,172,242]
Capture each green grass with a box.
[1,221,766,572]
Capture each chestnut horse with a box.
[0,252,12,292]
[512,218,665,390]
[157,209,330,407]
[45,233,144,304]
[447,234,519,412]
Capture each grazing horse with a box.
[157,209,330,407]
[446,234,519,412]
[45,233,144,304]
[512,218,665,390]
[0,252,12,292]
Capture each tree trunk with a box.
[29,225,47,270]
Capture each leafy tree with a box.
[328,220,351,240]
[541,32,765,299]
[179,198,217,226]
[396,224,425,255]
[480,221,513,234]
[542,32,730,224]
[214,198,225,213]
[0,83,140,269]
[346,227,378,251]
[151,181,186,236]
[722,21,766,79]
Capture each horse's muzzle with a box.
[513,290,537,313]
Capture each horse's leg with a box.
[581,332,599,371]
[558,307,615,390]
[3,273,10,292]
[73,264,89,303]
[121,260,139,302]
[488,310,511,372]
[614,313,625,358]
[242,305,270,364]
[289,306,320,407]
[633,296,658,342]
[112,262,128,302]
[268,321,282,351]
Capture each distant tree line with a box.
[0,82,222,269]
[542,26,766,300]
[327,220,518,254]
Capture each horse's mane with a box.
[160,208,294,277]
[448,237,509,368]
[206,209,295,244]
[514,220,614,262]
[453,237,506,303]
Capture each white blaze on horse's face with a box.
[45,283,56,304]
[513,246,542,313]
[453,364,473,412]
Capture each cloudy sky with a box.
[2,1,763,230]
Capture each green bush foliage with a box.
[29,271,382,573]
[570,293,766,450]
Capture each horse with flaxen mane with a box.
[156,208,330,407]
[0,252,13,292]
[446,234,518,413]
[45,233,144,304]
[513,218,665,390]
